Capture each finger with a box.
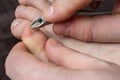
[53,14,120,42]
[15,5,42,21]
[45,38,110,69]
[19,0,51,11]
[22,25,48,62]
[43,0,92,22]
[11,19,30,39]
[5,42,60,80]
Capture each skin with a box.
[5,0,120,80]
[15,0,120,42]
[18,0,92,22]
[10,21,120,65]
[5,25,120,80]
[10,0,120,65]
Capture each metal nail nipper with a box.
[31,17,50,29]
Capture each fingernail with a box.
[47,6,54,15]
[44,6,54,18]
[50,38,63,47]
[16,6,25,13]
[11,19,21,27]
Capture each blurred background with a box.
[0,0,19,80]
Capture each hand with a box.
[11,0,120,66]
[14,0,120,42]
[7,1,120,79]
[18,0,92,22]
[6,43,120,80]
[6,23,120,80]
[11,18,120,66]
[5,26,120,80]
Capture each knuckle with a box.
[81,20,95,42]
[89,21,97,42]
[68,22,93,42]
[84,24,93,42]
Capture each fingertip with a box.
[43,4,73,22]
[46,38,53,48]
[43,0,92,22]
[46,38,72,65]
[43,5,56,22]
[11,19,24,39]
[45,38,63,57]
[15,5,26,18]
[46,38,63,49]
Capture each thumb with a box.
[45,38,110,70]
[43,0,92,22]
